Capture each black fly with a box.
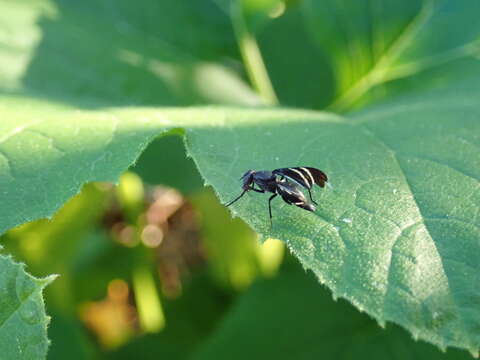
[225,167,328,225]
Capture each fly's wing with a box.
[273,167,328,189]
[304,167,328,187]
[276,183,315,212]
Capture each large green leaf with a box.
[0,254,53,360]
[1,94,479,354]
[184,100,480,354]
[0,103,167,235]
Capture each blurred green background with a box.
[1,0,479,358]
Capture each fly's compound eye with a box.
[241,170,255,189]
[240,170,254,180]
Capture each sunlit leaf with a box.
[2,93,479,353]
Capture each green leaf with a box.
[0,0,260,107]
[184,101,480,354]
[257,4,334,109]
[301,0,480,110]
[47,312,96,360]
[0,255,54,360]
[247,0,480,110]
[0,105,167,235]
[2,94,479,353]
[192,262,471,360]
[1,0,480,356]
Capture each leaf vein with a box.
[329,0,435,111]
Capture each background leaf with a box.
[257,4,334,109]
[192,261,472,360]
[0,0,260,107]
[131,134,204,195]
[249,0,480,111]
[301,0,480,110]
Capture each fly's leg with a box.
[225,190,247,206]
[250,186,265,193]
[307,188,318,205]
[225,185,264,207]
[268,193,277,227]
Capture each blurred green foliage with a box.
[193,262,472,360]
[0,0,479,359]
[132,134,204,195]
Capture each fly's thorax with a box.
[253,171,276,192]
[254,171,274,180]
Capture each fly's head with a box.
[240,170,255,190]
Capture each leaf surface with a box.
[2,94,479,353]
[0,255,53,360]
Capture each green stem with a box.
[231,2,279,105]
[133,259,165,333]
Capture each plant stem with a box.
[231,2,279,105]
